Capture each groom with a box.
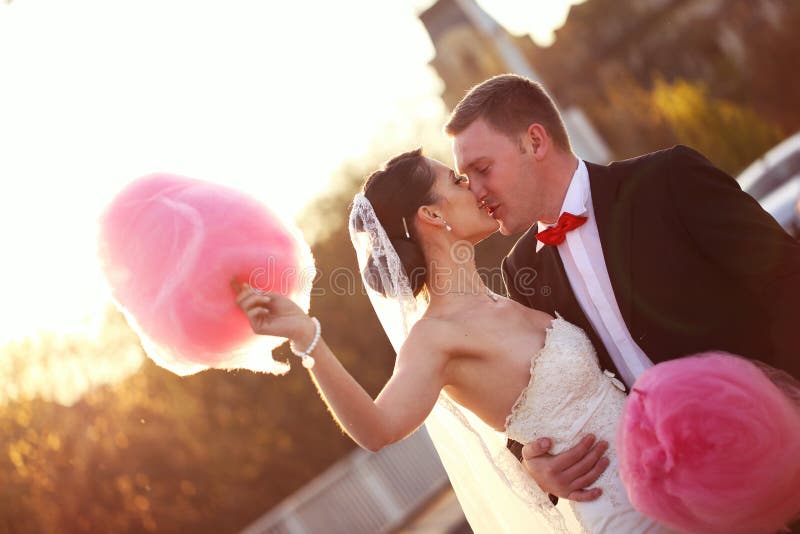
[446,74,800,504]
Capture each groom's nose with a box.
[468,179,486,201]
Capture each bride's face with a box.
[425,157,500,244]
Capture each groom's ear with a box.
[525,123,549,160]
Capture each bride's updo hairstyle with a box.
[356,148,437,298]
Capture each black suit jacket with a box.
[502,144,800,382]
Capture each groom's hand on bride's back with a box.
[521,434,609,502]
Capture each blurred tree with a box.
[534,0,800,141]
[741,2,800,133]
[586,70,784,176]
[585,69,677,161]
[650,76,784,175]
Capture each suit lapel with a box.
[533,240,572,311]
[586,161,634,329]
[533,237,622,377]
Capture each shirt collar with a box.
[536,159,589,252]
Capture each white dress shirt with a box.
[537,160,653,388]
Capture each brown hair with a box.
[355,148,437,297]
[445,74,571,151]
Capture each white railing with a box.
[242,428,451,534]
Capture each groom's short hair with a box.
[445,74,571,152]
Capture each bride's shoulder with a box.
[405,316,463,352]
[528,307,556,327]
[396,318,459,372]
[407,316,459,341]
[500,297,555,328]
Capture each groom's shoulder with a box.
[604,144,709,176]
[593,145,713,192]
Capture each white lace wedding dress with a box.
[503,314,674,533]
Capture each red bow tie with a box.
[536,212,588,246]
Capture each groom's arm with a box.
[667,145,800,379]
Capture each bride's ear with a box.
[417,204,446,230]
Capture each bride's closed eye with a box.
[453,173,469,186]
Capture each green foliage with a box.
[587,71,785,176]
[651,77,784,175]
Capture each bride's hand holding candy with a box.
[231,279,315,348]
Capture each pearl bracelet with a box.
[290,317,320,369]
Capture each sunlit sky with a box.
[0,0,583,347]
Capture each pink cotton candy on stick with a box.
[97,173,313,376]
[618,353,800,534]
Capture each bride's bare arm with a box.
[234,284,447,452]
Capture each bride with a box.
[234,148,671,533]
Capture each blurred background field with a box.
[1,0,799,532]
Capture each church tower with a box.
[420,0,612,163]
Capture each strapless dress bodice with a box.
[502,314,671,533]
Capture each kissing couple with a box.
[235,74,800,533]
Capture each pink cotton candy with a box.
[97,173,313,376]
[618,353,800,534]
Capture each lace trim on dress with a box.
[504,312,564,431]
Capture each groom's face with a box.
[452,118,540,235]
